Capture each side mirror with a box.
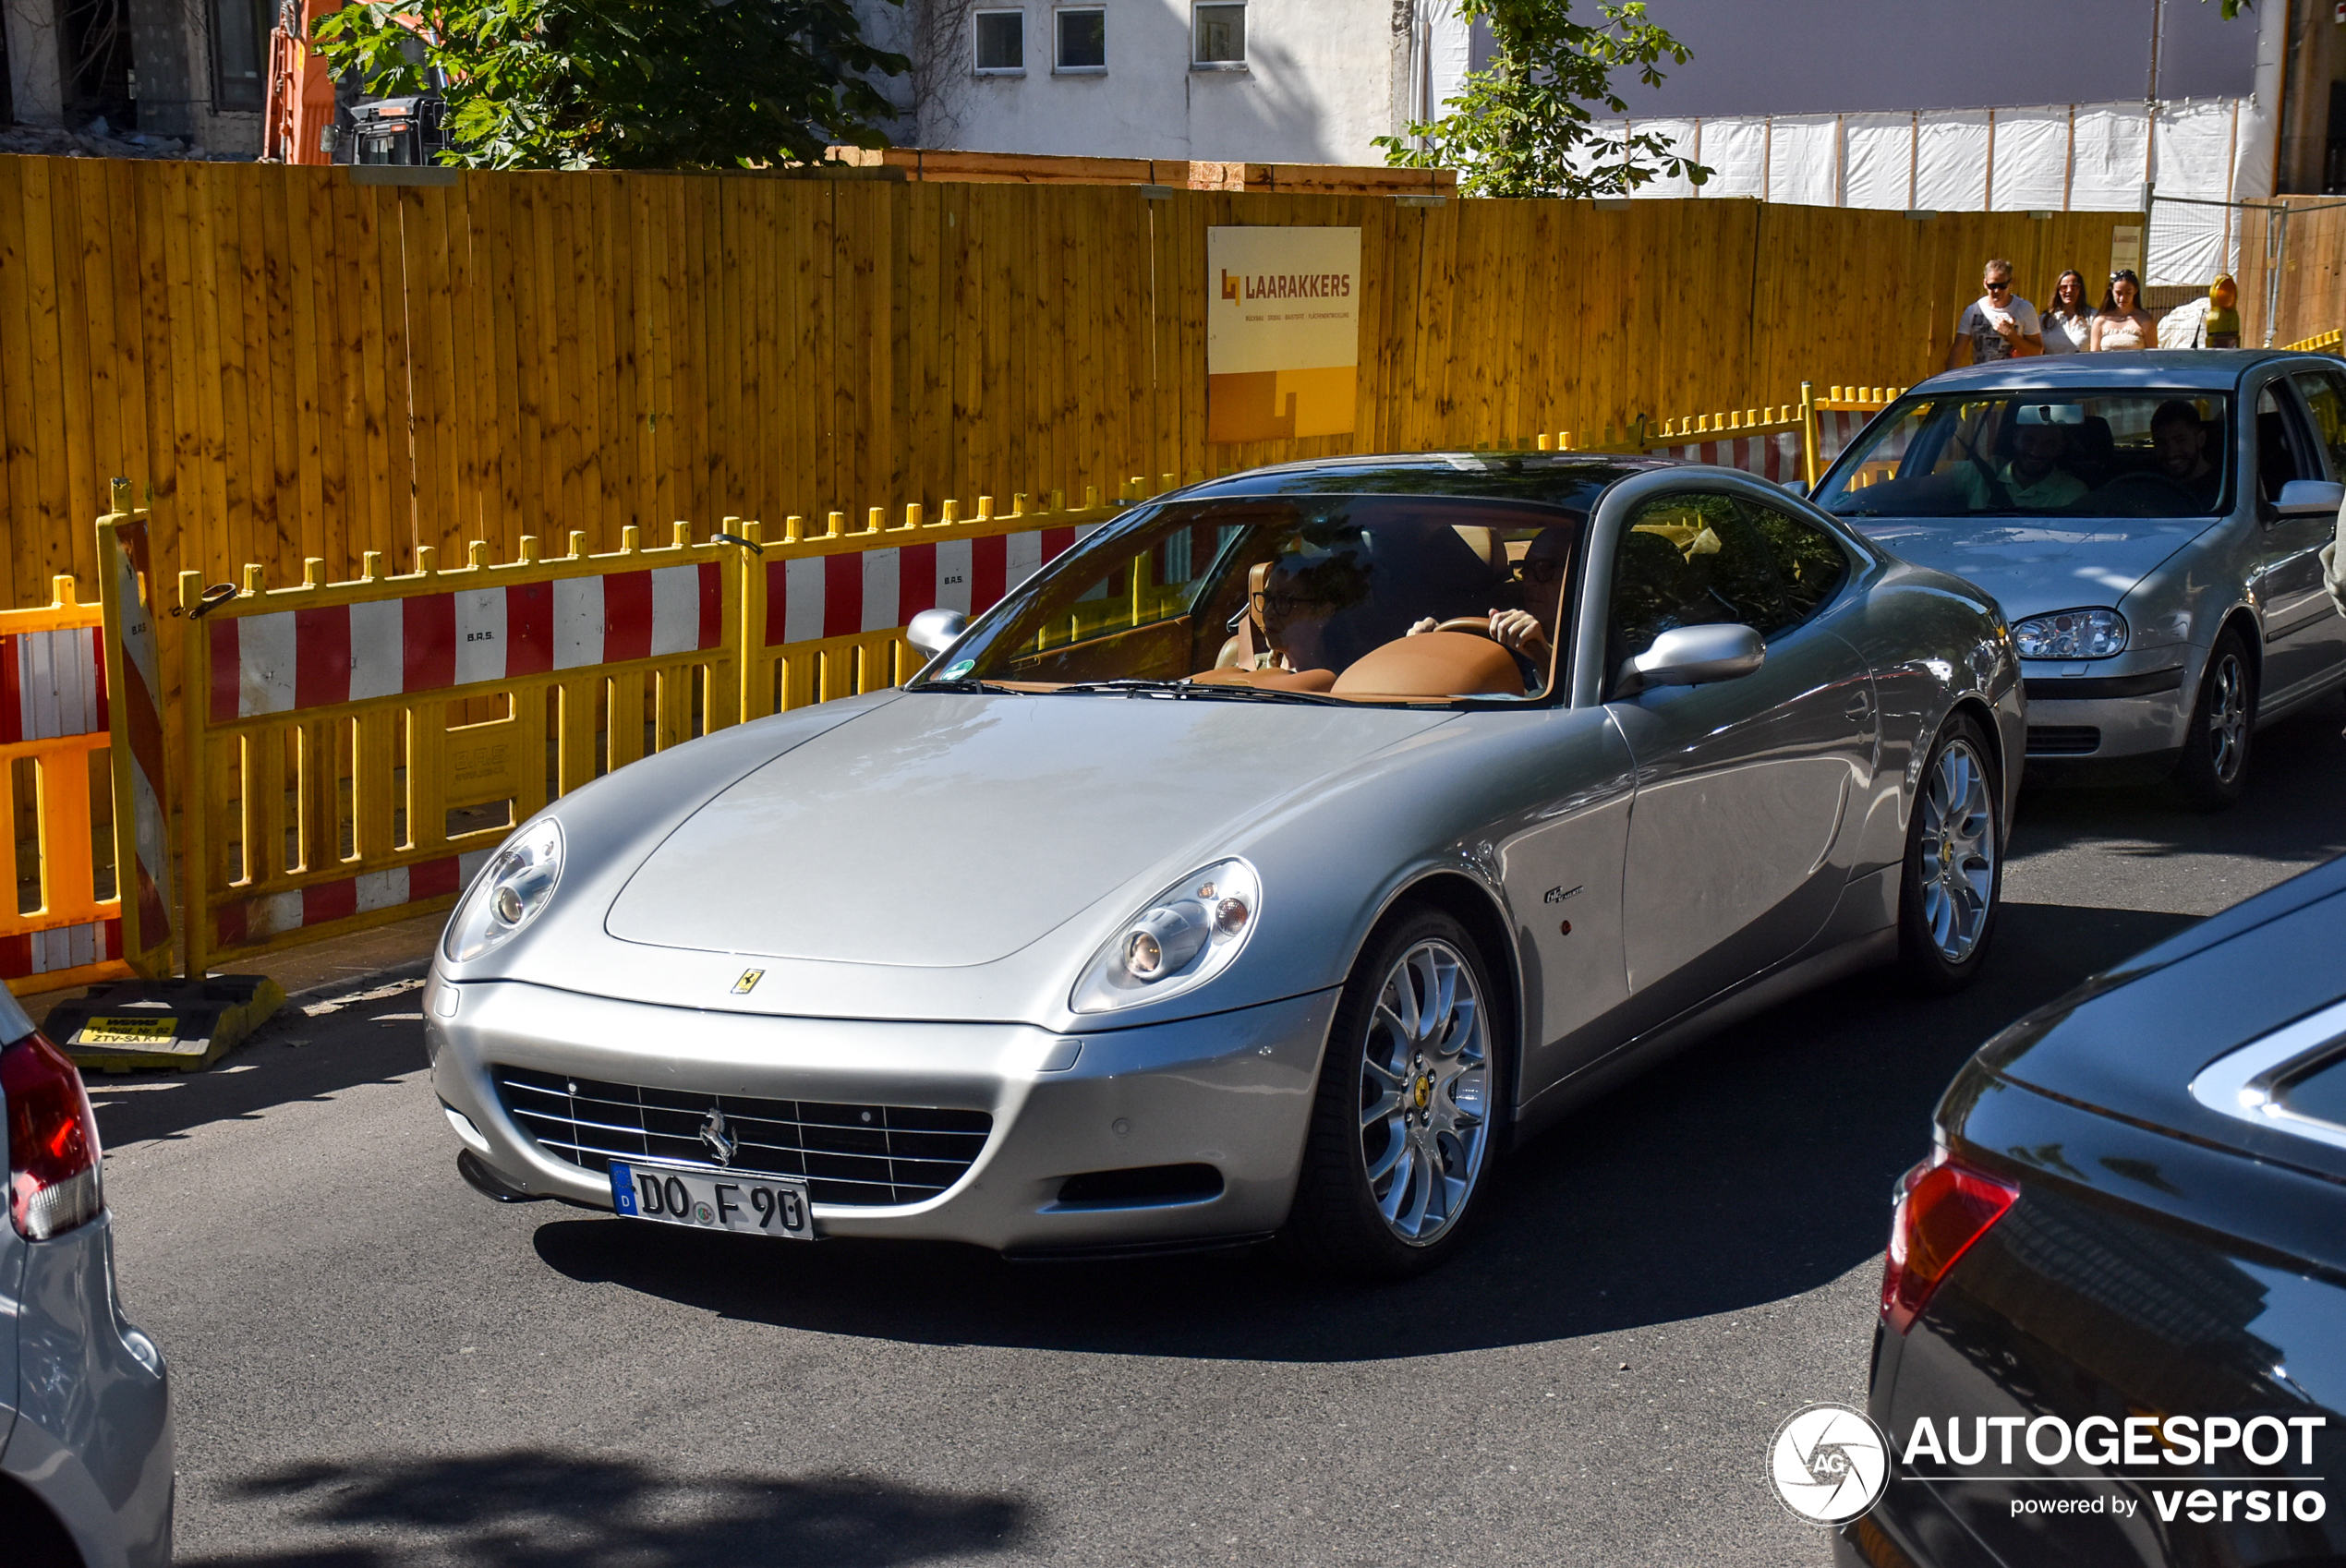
[907,608,970,661]
[1615,622,1766,696]
[2272,478,2344,519]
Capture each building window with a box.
[211,0,270,109]
[974,10,1025,73]
[1193,3,1245,68]
[1055,7,1106,72]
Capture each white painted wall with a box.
[867,0,1416,165]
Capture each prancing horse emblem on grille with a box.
[699,1106,737,1167]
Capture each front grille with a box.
[493,1066,992,1207]
[2026,724,2101,756]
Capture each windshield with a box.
[915,494,1591,704]
[1816,392,2233,520]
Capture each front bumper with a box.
[426,975,1339,1253]
[2020,657,2193,768]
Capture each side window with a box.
[2291,369,2346,480]
[2255,383,2320,501]
[1606,492,1849,692]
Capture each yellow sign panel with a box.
[1206,226,1361,443]
[79,1015,180,1044]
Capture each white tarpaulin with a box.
[1629,117,1702,199]
[1989,107,2068,211]
[1914,111,1990,211]
[1700,118,1769,199]
[1767,115,1840,207]
[1842,113,1915,210]
[2061,103,2149,210]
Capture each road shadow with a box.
[531,901,2195,1362]
[2012,689,2346,868]
[86,996,429,1151]
[177,1449,1029,1568]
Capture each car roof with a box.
[1171,452,1676,509]
[1923,349,2302,395]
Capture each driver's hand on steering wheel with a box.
[1488,609,1552,663]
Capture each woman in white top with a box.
[2091,270,2155,352]
[2040,270,2094,355]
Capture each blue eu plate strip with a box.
[611,1164,638,1215]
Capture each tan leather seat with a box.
[1215,561,1276,669]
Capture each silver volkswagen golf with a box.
[1814,350,2346,808]
[428,456,2021,1275]
[1,989,173,1568]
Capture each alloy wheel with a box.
[1356,939,1490,1246]
[1917,738,1997,965]
[2205,652,2248,783]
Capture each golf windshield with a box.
[911,493,1596,704]
[1815,392,2233,519]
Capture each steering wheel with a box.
[1433,616,1498,638]
[2099,469,2195,502]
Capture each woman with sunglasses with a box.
[2091,269,2154,352]
[2041,269,2094,356]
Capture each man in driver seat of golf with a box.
[1950,404,2088,512]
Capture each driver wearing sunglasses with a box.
[1407,526,1574,669]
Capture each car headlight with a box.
[1071,859,1259,1014]
[442,817,563,963]
[2012,608,2128,660]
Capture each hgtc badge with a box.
[1769,1402,1891,1524]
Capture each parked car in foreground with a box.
[1814,351,2346,807]
[1,990,173,1568]
[1846,851,2346,1568]
[429,454,2020,1275]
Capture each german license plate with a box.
[610,1163,815,1239]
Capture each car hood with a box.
[602,693,1457,967]
[1847,514,2210,620]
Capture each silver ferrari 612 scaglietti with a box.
[427,456,2022,1275]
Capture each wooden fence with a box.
[2235,196,2346,351]
[0,154,2138,613]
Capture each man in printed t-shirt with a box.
[1945,259,2043,369]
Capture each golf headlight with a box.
[442,817,563,963]
[1072,859,1260,1014]
[2012,608,2128,660]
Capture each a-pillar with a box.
[3,0,67,127]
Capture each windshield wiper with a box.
[913,678,1028,695]
[1052,678,1348,706]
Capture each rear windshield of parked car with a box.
[912,493,1597,705]
[1816,392,2233,520]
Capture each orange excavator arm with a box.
[262,0,344,163]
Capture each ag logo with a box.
[1768,1402,1890,1524]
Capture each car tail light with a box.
[4,1030,104,1240]
[1880,1150,2017,1334]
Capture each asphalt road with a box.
[91,694,2346,1568]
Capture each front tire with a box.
[2171,628,2255,812]
[1284,908,1500,1278]
[1897,714,2003,994]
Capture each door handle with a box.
[1844,691,1874,724]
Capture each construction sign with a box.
[1206,226,1361,444]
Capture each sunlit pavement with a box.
[91,694,2346,1567]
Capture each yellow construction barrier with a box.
[1806,385,1911,488]
[733,484,1139,719]
[0,571,135,995]
[175,525,741,979]
[2285,329,2343,354]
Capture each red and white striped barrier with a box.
[207,561,723,721]
[101,515,177,971]
[1650,428,1807,487]
[763,524,1102,645]
[0,628,107,743]
[213,848,499,947]
[0,919,124,983]
[1810,409,1878,468]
